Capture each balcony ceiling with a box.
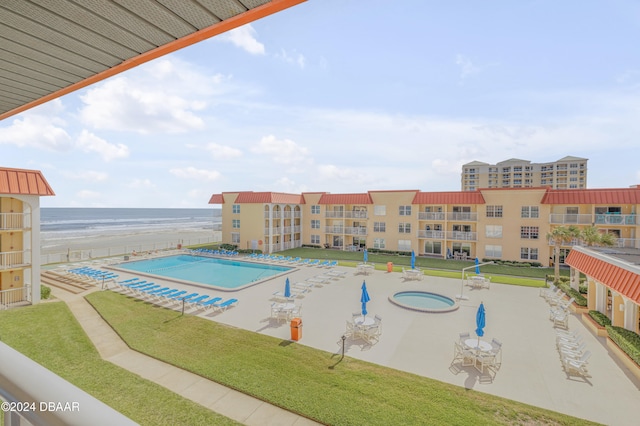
[0,0,304,121]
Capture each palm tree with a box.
[547,225,580,282]
[581,225,617,247]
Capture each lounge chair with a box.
[163,291,192,302]
[325,269,347,278]
[185,294,209,306]
[150,288,181,300]
[208,298,238,312]
[134,284,161,295]
[306,276,329,285]
[563,351,591,377]
[194,297,222,309]
[138,286,169,297]
[292,282,314,291]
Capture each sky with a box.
[2,0,640,208]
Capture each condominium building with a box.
[210,185,639,267]
[0,167,55,307]
[461,156,588,191]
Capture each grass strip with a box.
[86,291,595,426]
[0,301,239,426]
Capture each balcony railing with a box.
[345,227,367,236]
[0,250,30,269]
[418,212,445,220]
[417,230,446,239]
[324,226,344,234]
[446,231,477,241]
[0,285,31,309]
[325,211,369,219]
[549,213,638,225]
[0,212,31,230]
[447,212,477,221]
[264,227,282,235]
[263,211,282,218]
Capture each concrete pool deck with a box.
[68,255,640,425]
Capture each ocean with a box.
[40,208,221,254]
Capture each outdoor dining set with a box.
[453,333,502,375]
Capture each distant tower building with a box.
[461,156,588,191]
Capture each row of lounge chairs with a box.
[188,248,239,257]
[65,266,119,284]
[246,254,338,268]
[541,284,575,330]
[114,278,238,313]
[556,330,591,377]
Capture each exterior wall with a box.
[612,293,625,327]
[368,191,417,252]
[301,193,323,247]
[587,279,596,310]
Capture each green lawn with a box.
[81,291,594,425]
[0,302,238,426]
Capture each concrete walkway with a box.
[51,287,319,426]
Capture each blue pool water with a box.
[390,291,459,312]
[116,255,291,289]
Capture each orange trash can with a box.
[387,262,393,272]
[290,318,302,341]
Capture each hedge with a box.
[556,281,587,307]
[606,325,640,366]
[588,310,611,327]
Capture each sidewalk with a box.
[52,287,319,426]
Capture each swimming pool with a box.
[113,255,292,290]
[389,291,459,313]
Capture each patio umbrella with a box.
[475,302,486,342]
[411,250,416,269]
[363,248,368,264]
[475,257,480,275]
[360,281,371,317]
[284,278,291,298]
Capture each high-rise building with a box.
[461,156,588,191]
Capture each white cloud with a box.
[127,178,156,189]
[275,48,306,69]
[0,100,73,151]
[76,189,100,199]
[251,135,311,165]
[76,130,129,161]
[205,143,243,159]
[455,54,481,83]
[169,167,221,181]
[219,24,265,55]
[62,170,109,182]
[78,59,219,134]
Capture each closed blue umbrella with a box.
[475,257,480,275]
[411,250,416,269]
[360,281,370,317]
[363,249,368,264]
[475,302,486,339]
[284,278,291,298]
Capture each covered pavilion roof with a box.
[0,0,305,121]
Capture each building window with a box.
[231,232,240,244]
[311,205,320,214]
[398,240,411,251]
[374,205,386,216]
[399,205,412,216]
[485,245,502,258]
[232,204,240,214]
[485,225,502,238]
[424,241,442,255]
[486,205,503,218]
[520,226,539,239]
[398,223,411,233]
[374,222,386,232]
[373,238,386,249]
[521,247,539,260]
[311,220,320,229]
[521,206,539,218]
[311,235,320,244]
[232,219,240,228]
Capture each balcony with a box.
[594,214,637,225]
[417,230,446,239]
[0,212,30,230]
[324,226,344,234]
[264,227,282,235]
[549,213,638,225]
[325,211,368,219]
[447,212,477,221]
[548,214,593,225]
[446,231,477,241]
[263,211,282,219]
[345,227,367,236]
[0,250,31,270]
[418,212,445,220]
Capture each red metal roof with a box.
[566,250,640,304]
[412,191,485,205]
[541,188,640,204]
[0,167,55,196]
[230,192,304,204]
[318,193,373,205]
[208,194,224,204]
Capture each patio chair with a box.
[210,298,238,312]
[459,332,470,343]
[476,351,498,373]
[552,312,569,329]
[186,295,210,308]
[453,342,475,367]
[195,297,222,309]
[559,343,586,360]
[292,282,314,291]
[563,351,592,377]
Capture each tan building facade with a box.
[461,156,588,191]
[0,167,55,306]
[210,186,640,267]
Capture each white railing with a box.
[417,230,446,239]
[324,226,344,233]
[0,212,30,230]
[418,212,445,220]
[446,231,477,241]
[345,227,367,236]
[325,211,345,218]
[282,226,292,234]
[549,213,638,225]
[447,212,477,221]
[264,227,282,235]
[264,211,282,218]
[0,285,31,309]
[0,250,30,269]
[594,214,637,225]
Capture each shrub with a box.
[588,310,611,327]
[606,325,640,366]
[301,244,321,249]
[578,284,588,294]
[41,284,51,300]
[556,281,587,306]
[219,243,237,251]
